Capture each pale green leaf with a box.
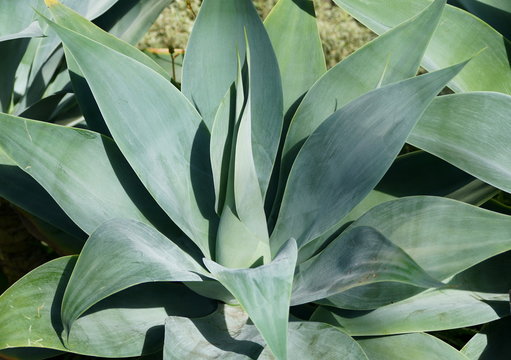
[264,0,326,113]
[358,333,470,360]
[410,92,511,194]
[324,196,511,309]
[46,16,218,257]
[164,304,264,360]
[0,115,172,237]
[279,0,446,188]
[332,0,511,94]
[292,226,441,305]
[271,62,466,253]
[61,219,205,334]
[183,0,283,198]
[204,240,298,360]
[0,257,216,357]
[258,322,368,360]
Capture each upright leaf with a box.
[332,0,511,94]
[45,16,217,257]
[271,62,466,253]
[205,240,298,360]
[279,0,446,189]
[264,0,326,113]
[183,0,283,198]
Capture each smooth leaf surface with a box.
[333,0,511,94]
[271,62,465,253]
[47,16,218,257]
[292,226,441,305]
[298,151,497,263]
[264,0,326,113]
[0,257,216,357]
[312,289,509,335]
[324,196,511,309]
[461,317,511,360]
[410,92,511,194]
[61,219,206,334]
[358,333,470,360]
[183,0,283,198]
[0,115,170,236]
[164,304,264,360]
[0,39,29,112]
[258,322,368,360]
[205,240,297,360]
[279,0,445,188]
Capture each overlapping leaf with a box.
[44,13,217,257]
[271,62,466,253]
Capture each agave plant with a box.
[1,0,511,359]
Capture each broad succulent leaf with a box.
[205,240,298,360]
[455,0,511,39]
[323,197,511,309]
[280,0,446,187]
[0,257,216,358]
[164,304,264,359]
[292,226,442,305]
[333,0,511,94]
[313,289,509,335]
[264,0,326,114]
[45,15,218,257]
[183,0,283,198]
[258,322,368,360]
[271,62,466,253]
[60,219,206,335]
[410,92,511,194]
[358,333,470,360]
[0,114,174,236]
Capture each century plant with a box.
[1,0,511,359]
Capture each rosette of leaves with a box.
[1,0,511,359]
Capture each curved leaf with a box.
[258,322,368,360]
[312,289,509,336]
[164,304,264,360]
[410,92,511,194]
[0,115,171,237]
[324,196,511,309]
[292,226,441,305]
[358,333,470,360]
[60,219,205,335]
[0,257,216,357]
[46,15,217,257]
[271,62,466,253]
[332,0,511,94]
[204,240,298,360]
